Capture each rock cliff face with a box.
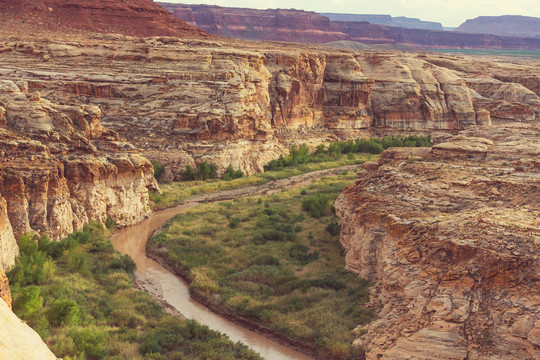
[0,37,537,180]
[333,21,540,49]
[322,13,444,30]
[456,16,540,39]
[0,79,158,268]
[158,3,348,43]
[335,126,540,359]
[0,297,58,360]
[0,269,11,309]
[0,0,207,38]
[158,2,540,50]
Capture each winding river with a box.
[111,165,359,359]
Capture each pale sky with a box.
[161,0,540,27]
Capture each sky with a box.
[162,0,540,27]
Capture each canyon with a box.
[160,2,540,50]
[0,36,538,184]
[0,0,539,359]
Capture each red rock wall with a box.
[333,21,540,50]
[159,3,350,43]
[0,0,207,37]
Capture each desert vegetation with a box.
[7,223,260,360]
[150,153,377,210]
[264,135,431,171]
[149,173,375,359]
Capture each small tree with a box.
[151,161,165,181]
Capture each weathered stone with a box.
[336,126,540,359]
[0,299,57,359]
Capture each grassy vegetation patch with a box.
[7,224,260,360]
[151,152,377,210]
[149,173,375,359]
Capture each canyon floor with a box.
[0,29,539,360]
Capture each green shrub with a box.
[71,328,109,359]
[289,243,319,264]
[67,251,88,273]
[180,164,196,181]
[301,194,329,218]
[310,275,347,290]
[222,164,244,181]
[228,217,241,229]
[104,217,116,229]
[196,161,218,180]
[152,161,165,181]
[46,299,81,327]
[13,285,42,318]
[325,221,341,236]
[250,254,280,267]
[109,254,136,273]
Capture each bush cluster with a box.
[264,135,432,171]
[180,162,245,182]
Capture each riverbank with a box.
[145,172,373,359]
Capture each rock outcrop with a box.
[0,79,158,268]
[0,297,57,360]
[0,269,11,309]
[158,3,348,43]
[0,0,207,38]
[322,13,444,30]
[333,21,540,50]
[456,16,540,39]
[158,2,540,50]
[335,126,540,359]
[0,37,537,181]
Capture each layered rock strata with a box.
[336,126,540,359]
[158,2,540,50]
[0,79,158,268]
[456,15,540,39]
[158,3,349,44]
[0,37,537,180]
[0,0,207,38]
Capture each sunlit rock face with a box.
[2,37,538,181]
[336,126,540,360]
[0,79,158,269]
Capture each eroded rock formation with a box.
[0,37,537,181]
[456,16,540,39]
[336,126,540,359]
[158,3,348,43]
[158,2,540,50]
[0,0,207,38]
[333,21,540,50]
[0,79,158,268]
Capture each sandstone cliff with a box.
[456,16,540,39]
[335,126,540,359]
[158,3,348,43]
[0,297,57,360]
[158,2,540,50]
[322,13,444,31]
[0,79,158,269]
[0,37,537,181]
[0,0,207,38]
[333,21,540,50]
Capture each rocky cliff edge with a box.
[336,126,540,359]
